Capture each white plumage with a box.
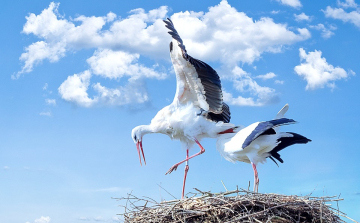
[216,104,311,192]
[131,18,234,199]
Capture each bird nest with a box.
[115,188,356,223]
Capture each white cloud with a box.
[222,66,278,106]
[169,0,310,65]
[294,48,353,90]
[14,41,66,78]
[275,80,284,84]
[18,0,310,76]
[45,99,56,106]
[294,12,311,21]
[255,72,277,80]
[58,69,150,107]
[337,0,358,8]
[58,49,163,107]
[16,2,169,78]
[43,83,48,90]
[58,70,97,107]
[40,111,52,117]
[34,216,51,223]
[3,166,10,170]
[323,6,360,28]
[92,82,149,106]
[309,24,337,39]
[87,49,166,80]
[275,0,302,8]
[18,1,313,107]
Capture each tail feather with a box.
[269,132,311,164]
[275,104,289,119]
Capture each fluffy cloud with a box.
[58,70,151,107]
[34,216,51,223]
[14,41,66,78]
[16,2,169,78]
[18,1,311,107]
[45,99,56,106]
[58,70,96,107]
[18,1,310,76]
[294,12,311,21]
[294,48,354,90]
[255,72,277,80]
[58,48,164,107]
[275,0,302,8]
[92,82,149,106]
[87,49,166,80]
[169,0,310,65]
[309,24,337,39]
[337,0,358,8]
[222,67,278,106]
[323,6,360,28]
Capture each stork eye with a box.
[169,42,173,52]
[134,135,137,141]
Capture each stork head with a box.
[131,125,147,166]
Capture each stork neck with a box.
[139,124,157,136]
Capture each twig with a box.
[221,180,228,192]
[157,183,177,200]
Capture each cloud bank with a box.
[17,0,311,107]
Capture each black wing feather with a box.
[207,103,231,123]
[268,132,311,163]
[242,118,297,149]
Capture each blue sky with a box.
[1,0,360,222]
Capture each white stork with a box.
[131,18,235,198]
[216,104,311,192]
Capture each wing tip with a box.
[163,17,172,24]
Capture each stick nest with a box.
[115,188,353,223]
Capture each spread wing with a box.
[163,18,224,114]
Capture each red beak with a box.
[136,140,146,166]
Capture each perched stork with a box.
[216,104,311,192]
[131,18,235,198]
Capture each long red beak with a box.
[136,140,146,166]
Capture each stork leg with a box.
[251,162,259,193]
[165,139,205,175]
[181,149,189,199]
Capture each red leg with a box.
[165,139,205,175]
[251,162,259,192]
[181,149,189,199]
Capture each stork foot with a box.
[165,164,179,175]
